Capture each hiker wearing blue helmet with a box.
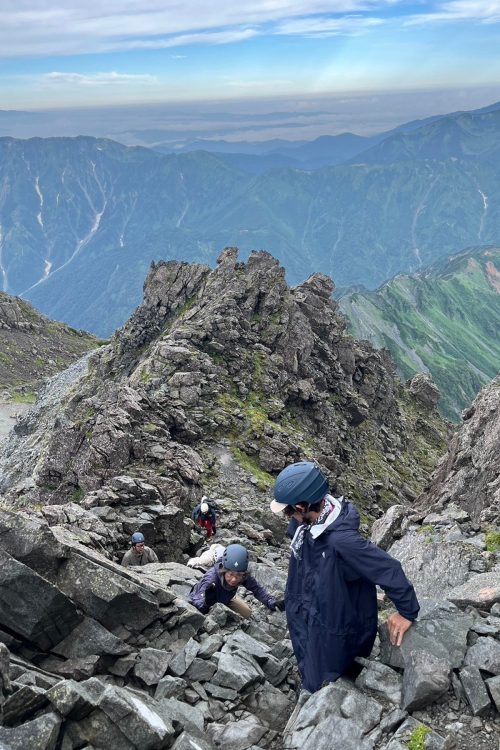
[121,531,159,567]
[189,543,284,619]
[271,461,420,693]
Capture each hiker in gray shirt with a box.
[121,532,158,567]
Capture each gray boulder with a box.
[61,682,176,750]
[284,682,382,750]
[51,617,131,659]
[464,636,500,675]
[0,549,81,650]
[371,505,408,550]
[208,716,266,750]
[158,696,205,732]
[446,572,500,610]
[401,650,451,711]
[154,675,187,700]
[355,658,402,704]
[171,730,216,750]
[388,533,478,602]
[55,547,161,632]
[168,638,200,677]
[459,666,491,716]
[2,684,48,726]
[244,683,294,730]
[0,642,11,701]
[46,677,107,720]
[134,648,172,686]
[485,674,500,711]
[0,711,61,750]
[211,652,264,692]
[379,600,472,671]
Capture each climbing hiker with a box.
[270,461,420,693]
[188,543,284,619]
[187,543,226,569]
[192,496,217,539]
[121,532,159,567]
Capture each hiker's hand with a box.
[387,613,412,647]
[273,598,285,612]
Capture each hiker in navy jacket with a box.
[271,461,420,693]
[189,543,284,619]
[192,497,217,539]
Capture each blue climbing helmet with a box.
[222,544,249,572]
[131,531,145,545]
[270,461,328,514]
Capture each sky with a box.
[1,1,500,140]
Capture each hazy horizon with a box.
[1,1,500,145]
[2,85,500,147]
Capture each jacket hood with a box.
[325,499,360,534]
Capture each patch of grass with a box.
[253,352,265,385]
[72,487,84,502]
[406,724,431,750]
[417,524,435,534]
[140,370,152,383]
[143,422,159,434]
[485,531,500,553]
[176,296,197,318]
[11,390,37,404]
[231,447,274,491]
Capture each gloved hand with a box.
[273,598,285,612]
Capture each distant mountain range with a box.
[155,100,500,173]
[339,246,500,421]
[1,103,500,335]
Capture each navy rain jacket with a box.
[189,563,277,614]
[192,504,217,524]
[285,500,419,693]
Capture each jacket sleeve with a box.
[244,575,277,610]
[192,506,200,520]
[334,531,420,620]
[189,567,218,614]
[121,551,131,567]
[148,548,159,563]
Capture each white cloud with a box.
[42,71,159,86]
[0,1,401,57]
[276,15,384,35]
[405,0,500,24]
[106,28,259,51]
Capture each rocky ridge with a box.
[1,249,498,749]
[0,291,97,403]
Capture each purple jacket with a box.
[189,563,277,614]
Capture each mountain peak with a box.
[0,249,448,524]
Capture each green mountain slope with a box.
[339,246,500,421]
[352,108,500,164]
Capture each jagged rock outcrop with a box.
[415,374,500,526]
[0,249,448,563]
[366,371,500,747]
